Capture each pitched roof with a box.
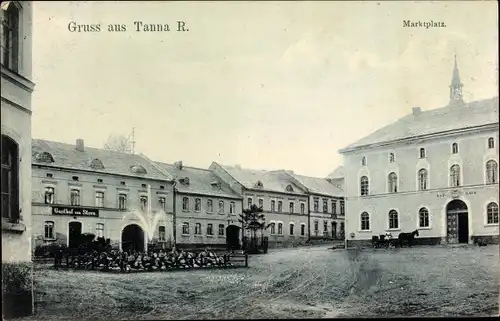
[217,164,306,195]
[155,162,241,199]
[327,166,344,179]
[31,139,173,181]
[340,97,499,152]
[288,173,344,197]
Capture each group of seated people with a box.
[56,248,232,272]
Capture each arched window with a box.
[450,165,461,187]
[488,137,495,149]
[195,223,202,235]
[360,176,369,196]
[419,148,426,158]
[286,184,294,192]
[452,143,458,154]
[487,202,499,224]
[486,160,498,184]
[255,180,263,188]
[44,221,55,239]
[388,172,398,193]
[278,223,283,235]
[361,157,367,166]
[389,210,399,229]
[389,153,395,163]
[130,165,147,174]
[90,158,105,170]
[418,169,428,191]
[1,135,19,222]
[182,197,189,211]
[36,151,54,163]
[219,200,225,213]
[159,226,166,241]
[419,208,429,228]
[182,222,189,235]
[289,223,294,235]
[270,222,276,234]
[360,212,370,230]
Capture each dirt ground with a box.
[23,244,499,319]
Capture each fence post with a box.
[245,254,248,267]
[224,255,227,268]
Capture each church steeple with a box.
[449,55,464,106]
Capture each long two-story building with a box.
[339,57,499,247]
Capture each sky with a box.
[32,1,499,178]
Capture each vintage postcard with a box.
[1,0,498,319]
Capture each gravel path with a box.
[24,245,499,319]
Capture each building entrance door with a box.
[68,221,82,248]
[446,199,469,244]
[331,222,337,239]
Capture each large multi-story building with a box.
[339,57,499,248]
[154,161,242,249]
[31,139,176,253]
[1,1,35,317]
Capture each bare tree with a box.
[103,134,132,153]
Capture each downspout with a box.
[307,197,311,243]
[172,181,177,251]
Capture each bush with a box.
[34,243,67,258]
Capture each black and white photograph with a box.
[1,1,498,319]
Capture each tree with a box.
[103,134,132,153]
[238,204,271,253]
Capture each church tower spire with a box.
[449,55,464,106]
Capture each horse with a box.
[397,229,419,248]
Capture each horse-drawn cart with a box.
[372,235,396,248]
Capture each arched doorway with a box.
[331,222,337,239]
[446,199,469,244]
[68,221,82,248]
[121,224,145,253]
[226,225,241,250]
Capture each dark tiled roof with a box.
[340,97,499,152]
[218,164,307,195]
[31,139,173,181]
[155,162,241,199]
[290,173,344,197]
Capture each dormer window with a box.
[361,157,367,166]
[130,165,147,175]
[35,152,55,163]
[89,158,105,170]
[389,153,395,163]
[285,184,294,192]
[452,143,458,154]
[210,181,221,189]
[179,177,190,185]
[255,180,263,189]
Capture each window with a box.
[207,223,213,235]
[195,198,201,212]
[44,221,55,239]
[258,198,263,209]
[388,172,398,193]
[140,196,148,211]
[340,201,345,215]
[182,222,189,235]
[300,202,305,214]
[488,137,495,149]
[487,202,499,224]
[207,199,213,213]
[418,169,428,191]
[314,220,319,232]
[289,202,294,213]
[313,198,319,211]
[389,210,399,229]
[159,226,166,241]
[277,223,283,235]
[300,224,305,236]
[277,201,282,213]
[486,160,498,184]
[389,153,395,163]
[45,187,55,204]
[271,200,275,212]
[286,185,294,192]
[323,220,328,235]
[72,176,79,181]
[361,156,366,166]
[289,223,294,235]
[230,201,235,214]
[419,148,426,158]
[332,200,337,214]
[95,192,105,208]
[159,197,166,212]
[218,200,224,213]
[360,176,369,196]
[195,223,202,235]
[70,189,80,206]
[450,165,461,187]
[270,222,276,234]
[118,194,127,210]
[452,143,458,154]
[218,224,225,236]
[1,2,20,72]
[182,197,189,211]
[96,223,104,238]
[360,212,370,230]
[322,199,328,213]
[247,197,252,208]
[419,208,429,228]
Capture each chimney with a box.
[174,161,183,170]
[412,107,421,115]
[76,139,84,152]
